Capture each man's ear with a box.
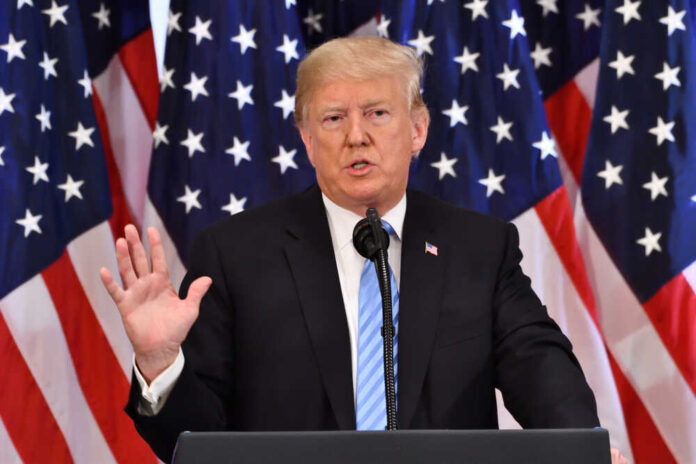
[298,123,315,166]
[410,108,429,154]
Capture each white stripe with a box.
[573,58,600,109]
[93,54,154,228]
[0,276,116,464]
[0,417,22,464]
[143,196,187,291]
[682,260,696,295]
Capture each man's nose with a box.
[345,112,370,147]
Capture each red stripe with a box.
[0,311,74,464]
[118,28,159,129]
[642,274,696,397]
[41,252,157,463]
[544,80,592,185]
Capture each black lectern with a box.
[172,429,611,464]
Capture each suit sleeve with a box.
[492,222,600,428]
[125,228,235,462]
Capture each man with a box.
[100,37,621,463]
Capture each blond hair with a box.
[294,36,429,125]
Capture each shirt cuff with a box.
[132,348,185,416]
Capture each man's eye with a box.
[324,115,341,123]
[371,110,388,117]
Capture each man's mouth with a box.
[351,161,368,169]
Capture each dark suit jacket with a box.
[126,185,599,462]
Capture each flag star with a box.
[615,0,641,25]
[430,152,458,180]
[603,105,630,133]
[0,146,4,166]
[490,116,513,143]
[167,9,182,35]
[38,52,59,80]
[608,51,635,79]
[0,87,16,116]
[597,160,624,189]
[407,30,435,56]
[478,169,506,197]
[78,70,92,97]
[303,9,323,34]
[68,122,95,150]
[274,89,295,120]
[536,0,559,17]
[464,0,488,20]
[654,62,681,91]
[91,3,110,29]
[35,104,52,132]
[648,116,675,146]
[225,136,251,166]
[152,122,169,148]
[376,16,391,38]
[1,33,27,63]
[642,172,668,201]
[16,209,42,237]
[26,156,49,184]
[180,129,205,157]
[453,46,479,74]
[183,72,209,102]
[177,185,202,214]
[42,0,69,27]
[189,16,212,45]
[496,63,520,91]
[659,6,686,36]
[272,145,298,174]
[692,194,696,203]
[441,100,468,127]
[221,193,247,215]
[576,3,601,30]
[532,131,557,159]
[276,34,299,63]
[17,0,33,9]
[160,66,175,92]
[502,10,526,39]
[57,174,84,202]
[530,42,552,69]
[636,227,662,256]
[228,80,254,109]
[285,0,296,8]
[231,24,257,54]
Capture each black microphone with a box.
[352,208,398,431]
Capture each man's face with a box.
[299,76,429,216]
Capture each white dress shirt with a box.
[133,193,406,415]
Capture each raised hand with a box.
[100,225,212,383]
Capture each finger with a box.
[125,224,150,278]
[184,276,213,310]
[116,237,137,288]
[148,227,170,278]
[99,267,125,305]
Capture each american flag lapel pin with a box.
[425,241,438,256]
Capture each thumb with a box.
[185,276,213,308]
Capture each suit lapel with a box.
[283,186,355,429]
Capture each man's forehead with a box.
[310,76,406,108]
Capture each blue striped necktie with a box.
[355,221,399,430]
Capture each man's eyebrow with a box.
[361,100,390,109]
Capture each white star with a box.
[636,227,662,256]
[537,0,559,17]
[68,122,95,150]
[608,51,635,79]
[228,80,254,109]
[1,33,26,63]
[42,0,68,27]
[225,136,251,166]
[441,100,468,127]
[642,172,668,201]
[532,131,557,159]
[407,30,435,56]
[303,9,323,34]
[615,0,641,25]
[26,156,49,184]
[16,209,42,237]
[654,62,681,91]
[78,69,92,97]
[274,89,295,120]
[189,16,212,45]
[659,6,686,36]
[0,146,4,166]
[692,194,696,203]
[160,66,175,92]
[576,3,601,30]
[152,122,169,148]
[180,129,205,157]
[167,9,182,36]
[35,104,51,132]
[276,34,299,63]
[285,0,296,8]
[57,174,84,202]
[38,52,58,80]
[496,63,520,91]
[183,72,209,102]
[221,193,247,215]
[597,160,624,189]
[231,24,257,54]
[530,42,552,69]
[603,105,630,133]
[430,152,458,180]
[502,10,526,39]
[464,0,488,20]
[91,3,110,29]
[17,0,33,10]
[177,185,202,214]
[376,16,391,38]
[0,87,16,116]
[453,46,479,74]
[272,145,298,174]
[478,169,506,197]
[648,116,675,146]
[490,116,513,143]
